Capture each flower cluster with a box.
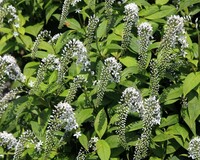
[58,39,90,83]
[65,75,87,104]
[45,102,78,158]
[48,33,62,45]
[0,88,20,118]
[30,54,59,94]
[0,4,20,36]
[105,0,115,17]
[120,87,142,113]
[161,15,185,49]
[0,131,17,150]
[58,0,82,29]
[142,96,161,127]
[116,87,161,158]
[150,15,188,97]
[137,22,153,70]
[13,130,34,160]
[48,101,78,132]
[134,96,161,160]
[0,55,25,93]
[0,7,6,23]
[117,87,142,150]
[134,126,152,160]
[64,39,89,69]
[96,57,122,107]
[159,15,187,69]
[86,15,99,50]
[188,137,200,159]
[104,57,122,83]
[31,30,51,59]
[7,5,20,31]
[122,3,139,50]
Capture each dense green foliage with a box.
[0,0,200,159]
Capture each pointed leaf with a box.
[183,72,200,97]
[96,140,111,160]
[94,109,107,138]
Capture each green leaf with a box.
[97,20,107,39]
[145,6,176,20]
[105,135,120,148]
[166,123,189,142]
[105,43,122,50]
[79,134,88,150]
[94,109,108,139]
[45,4,59,23]
[0,27,12,33]
[96,140,111,160]
[16,35,33,50]
[139,5,159,17]
[120,66,139,83]
[39,41,55,54]
[0,41,15,55]
[156,0,169,5]
[48,71,57,84]
[153,133,174,142]
[159,114,179,128]
[113,23,124,36]
[183,72,200,97]
[119,56,138,67]
[66,18,82,31]
[127,121,143,132]
[179,0,200,11]
[30,121,42,139]
[23,62,39,79]
[76,109,93,125]
[161,85,183,105]
[130,35,139,53]
[25,22,44,37]
[182,96,200,136]
[166,139,180,154]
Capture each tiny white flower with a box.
[35,140,43,152]
[91,136,98,143]
[13,31,19,37]
[75,9,81,13]
[28,80,35,87]
[14,23,20,28]
[73,131,81,139]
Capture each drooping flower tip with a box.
[124,3,139,13]
[188,136,200,159]
[167,15,184,33]
[138,22,153,36]
[120,87,142,113]
[124,3,139,21]
[53,102,79,131]
[63,39,90,71]
[104,57,122,82]
[0,131,17,150]
[1,55,24,81]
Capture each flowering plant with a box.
[0,0,200,160]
